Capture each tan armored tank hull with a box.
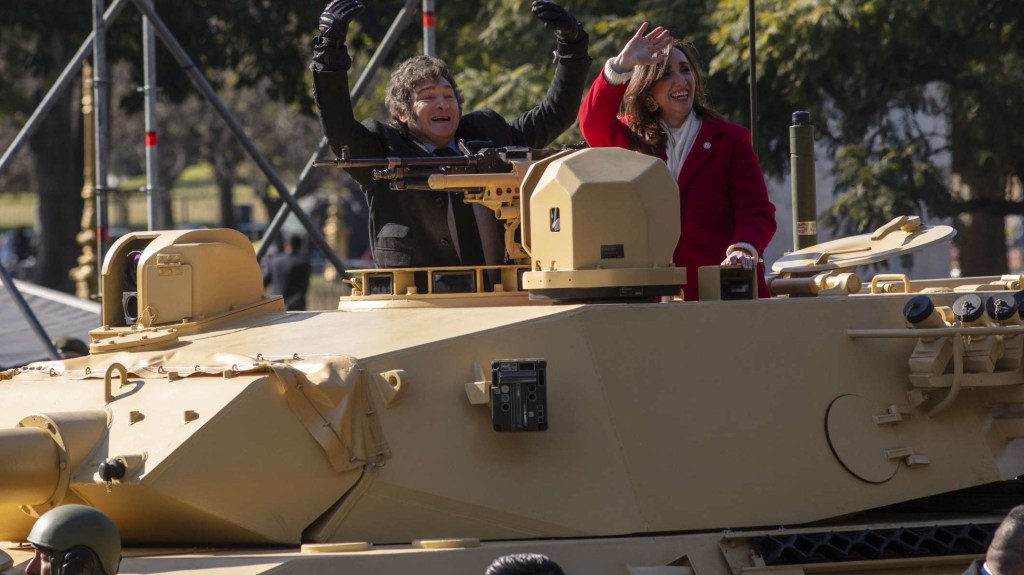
[1,150,1021,574]
[2,285,1024,572]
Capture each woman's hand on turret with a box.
[722,248,758,271]
[609,23,672,74]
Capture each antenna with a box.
[748,0,757,154]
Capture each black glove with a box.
[531,0,584,44]
[319,0,366,42]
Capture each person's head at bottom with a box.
[25,504,121,575]
[485,553,565,575]
[988,505,1024,575]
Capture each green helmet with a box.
[27,505,121,575]
[52,337,89,358]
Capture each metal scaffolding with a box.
[0,0,423,352]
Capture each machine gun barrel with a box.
[426,173,521,190]
[311,155,479,170]
[311,144,553,177]
[311,145,549,263]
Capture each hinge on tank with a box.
[464,362,491,405]
[871,404,911,425]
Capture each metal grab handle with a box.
[928,336,964,417]
[104,363,128,404]
[870,274,911,294]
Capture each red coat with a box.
[579,74,777,301]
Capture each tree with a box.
[0,2,93,291]
[708,0,1024,275]
[0,0,326,291]
[23,0,1017,291]
[5,0,720,274]
[438,0,717,146]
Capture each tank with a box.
[1,146,1022,575]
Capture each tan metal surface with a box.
[4,291,1020,542]
[0,520,990,575]
[523,148,685,292]
[0,428,59,506]
[773,216,956,275]
[527,147,679,270]
[825,395,900,483]
[3,205,1020,575]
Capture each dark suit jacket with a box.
[962,559,986,575]
[313,41,591,268]
[264,252,311,311]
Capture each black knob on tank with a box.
[1014,291,1024,319]
[986,295,1019,322]
[952,294,984,323]
[903,295,935,325]
[98,458,126,482]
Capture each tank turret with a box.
[521,148,685,300]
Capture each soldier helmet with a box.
[27,505,121,575]
[53,337,89,359]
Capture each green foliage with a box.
[828,138,950,237]
[0,0,345,114]
[708,0,1024,272]
[430,0,716,144]
[9,0,1024,279]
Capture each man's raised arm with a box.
[510,0,592,148]
[310,0,384,168]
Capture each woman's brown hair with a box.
[623,39,720,154]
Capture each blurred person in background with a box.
[263,235,312,311]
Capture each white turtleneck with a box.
[660,114,702,181]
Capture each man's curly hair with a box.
[385,55,464,136]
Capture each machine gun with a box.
[313,142,573,264]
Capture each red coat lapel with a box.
[676,118,728,192]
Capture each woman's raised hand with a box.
[609,23,673,74]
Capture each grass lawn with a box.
[0,162,272,232]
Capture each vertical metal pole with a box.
[92,0,111,292]
[141,0,162,230]
[790,111,818,250]
[423,0,436,56]
[748,0,758,155]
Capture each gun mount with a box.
[3,148,1024,575]
[314,144,549,264]
[317,146,686,302]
